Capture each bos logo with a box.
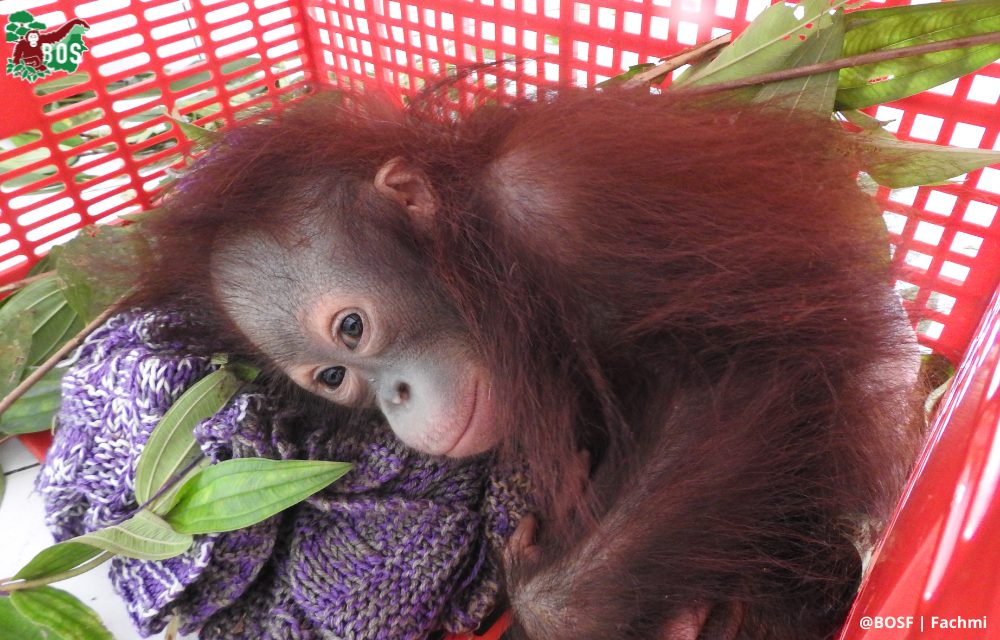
[5,11,90,83]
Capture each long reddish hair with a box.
[129,83,922,639]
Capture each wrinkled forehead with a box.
[210,209,439,359]
[210,220,367,363]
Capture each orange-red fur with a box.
[130,85,922,639]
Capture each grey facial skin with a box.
[211,210,498,459]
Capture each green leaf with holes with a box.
[836,0,1000,110]
[165,458,353,534]
[134,368,246,505]
[753,9,845,114]
[673,0,849,88]
[56,225,146,321]
[0,276,82,367]
[10,587,113,640]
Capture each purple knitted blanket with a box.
[36,310,529,639]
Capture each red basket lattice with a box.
[1,1,999,639]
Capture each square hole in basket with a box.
[882,211,907,235]
[596,45,613,67]
[715,0,737,17]
[677,21,699,44]
[895,280,918,301]
[940,261,970,283]
[873,106,905,133]
[650,16,670,38]
[926,78,958,96]
[598,7,616,28]
[913,220,944,246]
[927,292,956,315]
[745,0,770,21]
[950,232,983,258]
[949,123,986,149]
[977,167,1000,195]
[919,320,945,340]
[904,250,932,271]
[963,200,997,227]
[909,114,943,141]
[574,3,591,24]
[925,190,958,215]
[624,12,642,33]
[968,74,1000,104]
[888,186,917,205]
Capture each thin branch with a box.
[0,305,118,419]
[623,33,733,89]
[675,31,1000,94]
[0,552,113,593]
[0,273,50,297]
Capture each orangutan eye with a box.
[318,366,346,388]
[339,313,364,349]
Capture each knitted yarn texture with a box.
[36,310,530,639]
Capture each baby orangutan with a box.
[127,85,922,639]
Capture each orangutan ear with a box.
[374,157,438,223]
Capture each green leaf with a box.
[0,147,52,170]
[0,310,35,398]
[0,276,83,366]
[56,225,145,321]
[11,587,113,640]
[857,134,1000,188]
[0,598,51,640]
[753,10,846,114]
[597,63,659,88]
[838,108,895,131]
[117,207,163,223]
[165,458,353,534]
[13,541,102,581]
[167,57,261,93]
[0,367,64,435]
[169,116,221,149]
[134,368,244,505]
[228,362,261,383]
[836,0,1000,110]
[72,511,193,560]
[673,0,849,88]
[32,72,91,96]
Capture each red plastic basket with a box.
[1,1,999,638]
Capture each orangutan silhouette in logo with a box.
[12,18,89,71]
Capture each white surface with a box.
[0,438,181,640]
